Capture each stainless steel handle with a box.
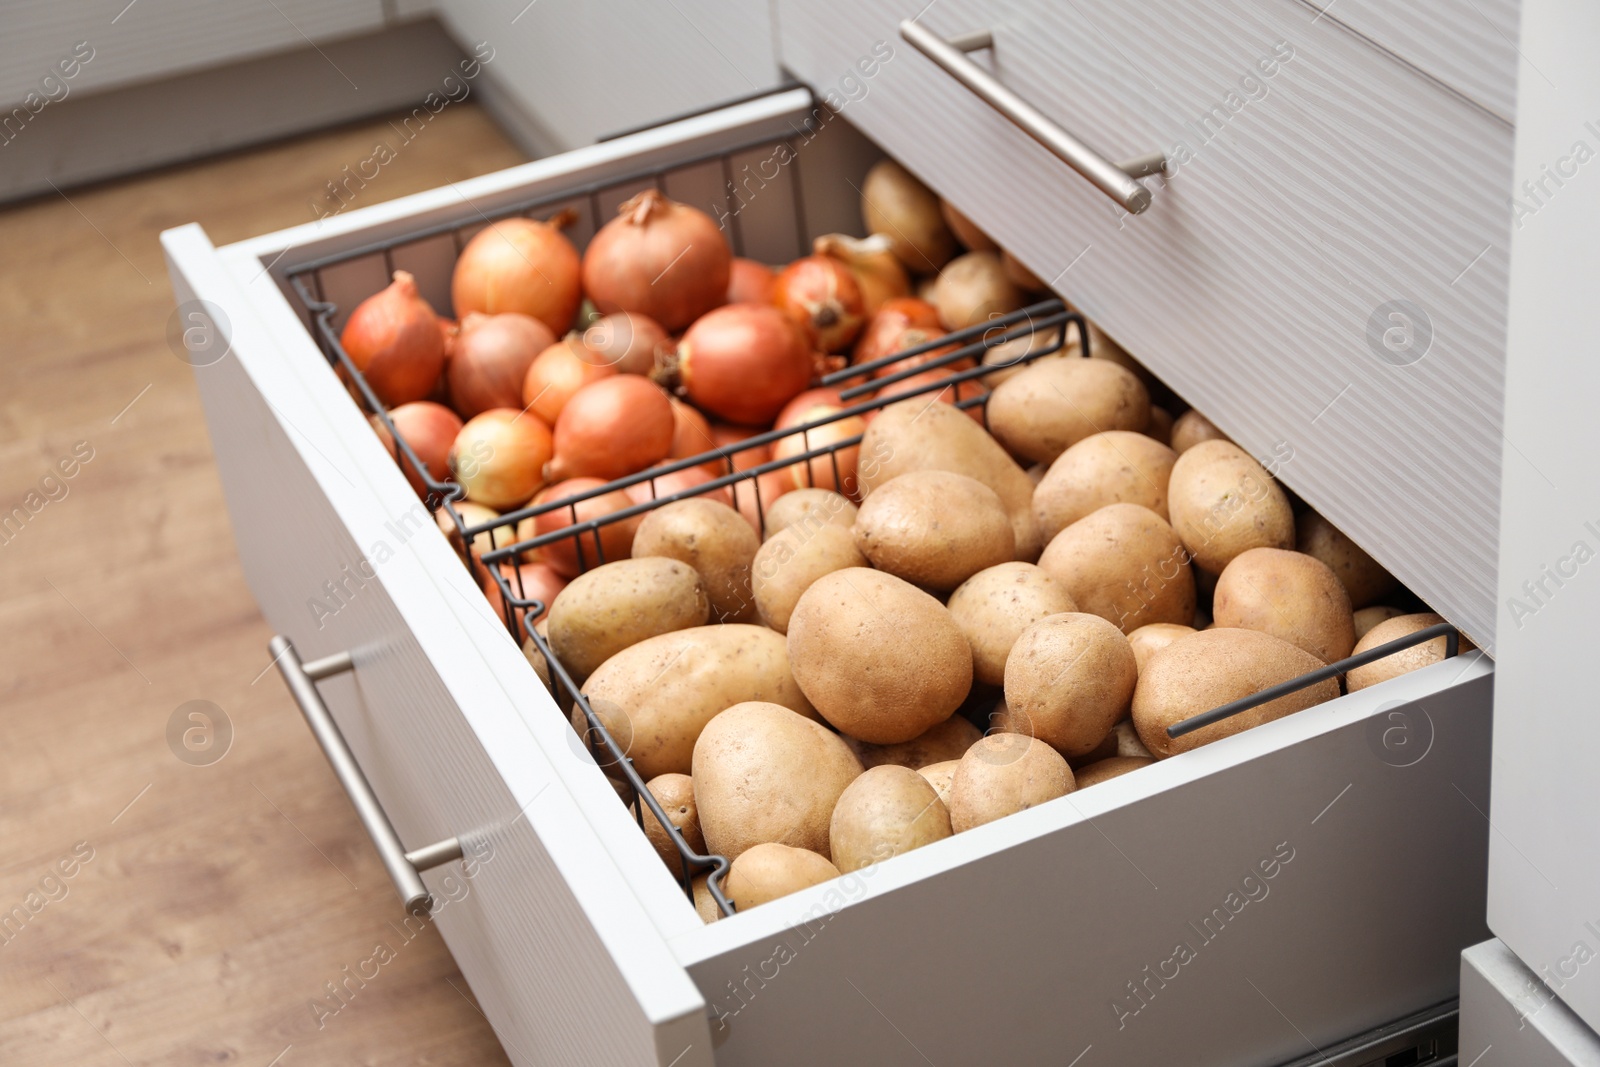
[269,635,463,913]
[899,20,1163,214]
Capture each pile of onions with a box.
[726,258,777,305]
[667,397,714,460]
[860,159,956,273]
[449,408,554,510]
[581,190,731,331]
[546,375,675,482]
[452,214,583,335]
[814,233,910,315]
[582,312,667,376]
[340,271,447,406]
[663,304,812,426]
[483,559,568,623]
[522,336,615,426]
[448,312,555,418]
[934,251,1025,331]
[388,401,462,497]
[940,200,998,252]
[531,478,642,577]
[772,255,866,353]
[770,387,865,495]
[852,297,943,368]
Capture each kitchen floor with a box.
[0,105,525,1066]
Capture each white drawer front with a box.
[776,0,1513,653]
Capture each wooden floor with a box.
[0,105,526,1066]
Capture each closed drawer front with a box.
[776,0,1514,653]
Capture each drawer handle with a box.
[899,20,1163,214]
[269,635,463,913]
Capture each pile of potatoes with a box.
[527,330,1465,919]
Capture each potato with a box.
[1127,623,1196,676]
[1038,503,1195,633]
[1109,718,1153,759]
[1132,628,1340,757]
[986,358,1150,464]
[1033,430,1178,541]
[1075,756,1155,788]
[852,470,1015,591]
[1167,440,1294,573]
[1347,613,1472,692]
[948,735,1074,833]
[751,523,866,634]
[641,773,705,873]
[917,760,959,807]
[1000,613,1138,757]
[764,488,858,539]
[632,498,759,622]
[1213,547,1355,664]
[858,398,1042,559]
[842,715,983,770]
[1170,409,1231,453]
[1146,406,1174,446]
[787,568,973,744]
[1295,511,1399,608]
[583,625,815,779]
[829,765,953,873]
[725,843,841,909]
[547,558,710,680]
[693,702,863,860]
[947,562,1078,685]
[1354,605,1406,640]
[691,873,722,923]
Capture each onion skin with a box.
[532,478,642,577]
[772,255,867,353]
[483,560,568,624]
[624,462,734,510]
[582,312,667,376]
[737,469,793,534]
[388,401,462,498]
[546,376,675,482]
[870,368,988,425]
[864,324,966,380]
[771,387,865,495]
[727,258,777,305]
[448,312,556,419]
[452,215,583,335]
[853,297,943,367]
[667,304,813,426]
[702,421,771,478]
[668,397,715,460]
[813,233,910,315]
[450,408,554,510]
[436,500,500,565]
[581,190,731,331]
[523,336,616,426]
[369,415,397,460]
[861,159,957,274]
[341,271,446,406]
[934,251,1025,331]
[940,200,998,252]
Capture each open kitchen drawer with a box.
[163,88,1495,1066]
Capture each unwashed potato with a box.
[583,625,815,779]
[861,159,957,273]
[1170,409,1231,453]
[691,873,722,923]
[764,488,858,539]
[1132,628,1340,758]
[858,398,1042,559]
[1038,503,1195,633]
[1167,440,1294,573]
[693,702,863,860]
[917,760,959,807]
[1109,718,1153,759]
[1296,511,1400,608]
[1354,605,1406,640]
[547,557,710,680]
[632,498,759,623]
[842,715,983,770]
[787,568,974,744]
[947,562,1078,686]
[725,843,841,909]
[1347,613,1472,692]
[1033,430,1178,541]
[1075,756,1155,788]
[751,523,867,634]
[986,358,1150,465]
[948,735,1074,833]
[1127,623,1196,676]
[1146,406,1174,446]
[1213,548,1356,664]
[1000,613,1138,757]
[853,470,1015,591]
[641,773,705,873]
[829,765,953,873]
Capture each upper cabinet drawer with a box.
[1309,0,1520,123]
[775,0,1515,652]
